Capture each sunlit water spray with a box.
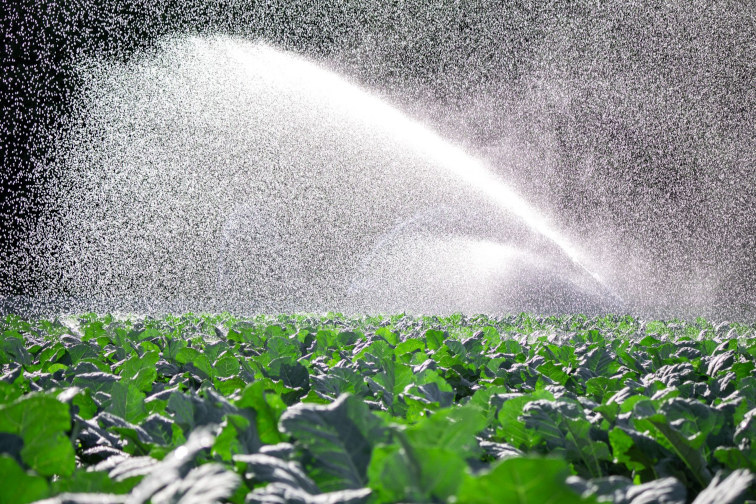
[30,35,618,315]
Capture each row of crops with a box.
[1,312,754,503]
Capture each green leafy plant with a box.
[0,313,752,503]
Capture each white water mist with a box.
[33,35,616,314]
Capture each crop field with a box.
[1,313,754,503]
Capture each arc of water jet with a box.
[227,40,608,288]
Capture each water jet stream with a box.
[228,41,607,288]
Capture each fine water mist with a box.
[29,35,616,315]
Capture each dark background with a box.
[3,0,755,317]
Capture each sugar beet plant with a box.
[0,313,754,503]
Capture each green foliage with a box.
[0,313,753,503]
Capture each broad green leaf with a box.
[0,394,75,476]
[165,338,188,361]
[51,469,137,494]
[734,407,756,447]
[581,347,617,376]
[536,361,569,386]
[375,327,399,346]
[369,361,413,414]
[730,361,755,379]
[268,357,309,390]
[456,456,587,504]
[37,343,65,372]
[237,381,286,444]
[495,389,553,449]
[424,329,446,351]
[713,447,755,471]
[215,355,241,378]
[574,475,685,504]
[81,321,108,342]
[141,414,175,446]
[67,344,99,365]
[609,426,666,475]
[468,385,510,420]
[175,347,214,378]
[632,401,713,488]
[214,375,246,396]
[494,338,523,354]
[406,403,485,458]
[368,443,466,503]
[280,394,387,492]
[120,351,159,393]
[1,338,32,367]
[355,339,393,364]
[108,382,147,424]
[368,403,485,502]
[521,399,610,478]
[0,380,24,405]
[265,324,285,339]
[659,398,724,448]
[204,341,229,363]
[167,391,195,431]
[300,389,332,404]
[65,387,98,420]
[312,367,370,399]
[213,414,253,461]
[404,370,454,410]
[585,376,622,402]
[394,339,425,358]
[266,335,300,359]
[314,329,338,351]
[2,329,24,340]
[336,330,360,346]
[0,455,49,504]
[71,372,121,395]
